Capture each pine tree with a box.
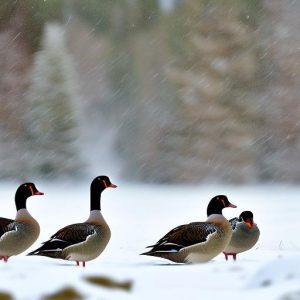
[161,0,263,183]
[258,0,300,182]
[25,23,83,178]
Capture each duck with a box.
[141,195,237,263]
[0,183,44,263]
[223,211,260,261]
[28,176,116,267]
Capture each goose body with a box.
[28,176,116,267]
[223,211,260,261]
[141,195,237,264]
[0,183,44,262]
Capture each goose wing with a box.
[50,223,96,245]
[0,217,16,239]
[228,217,239,231]
[28,223,96,255]
[145,222,218,253]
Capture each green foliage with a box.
[240,0,264,28]
[0,0,63,53]
[160,0,264,183]
[72,0,160,36]
[0,2,15,29]
[163,2,186,56]
[72,0,111,33]
[25,0,63,51]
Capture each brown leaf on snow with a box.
[84,275,133,291]
[0,291,13,300]
[42,286,84,300]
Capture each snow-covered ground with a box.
[0,181,300,300]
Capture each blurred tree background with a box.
[0,0,299,183]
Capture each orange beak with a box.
[245,219,254,229]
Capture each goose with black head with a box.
[141,195,237,263]
[0,183,44,263]
[28,176,116,267]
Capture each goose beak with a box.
[34,191,44,196]
[228,203,237,208]
[109,184,117,188]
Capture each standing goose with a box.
[141,195,237,263]
[28,176,116,267]
[0,183,44,263]
[223,211,260,261]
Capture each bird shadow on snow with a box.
[133,257,223,267]
[133,261,188,267]
[51,262,78,267]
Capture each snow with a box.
[0,182,300,300]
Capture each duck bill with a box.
[109,183,117,188]
[228,203,237,208]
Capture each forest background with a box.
[1,0,299,184]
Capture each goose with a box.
[141,195,236,263]
[223,211,260,261]
[0,183,44,263]
[28,176,116,267]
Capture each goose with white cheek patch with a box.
[28,176,116,267]
[0,183,44,263]
[141,195,237,263]
[223,211,260,261]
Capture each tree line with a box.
[0,0,299,183]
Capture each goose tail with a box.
[27,239,68,259]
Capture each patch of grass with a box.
[84,275,133,291]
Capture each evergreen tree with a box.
[70,0,166,181]
[258,0,300,182]
[161,0,263,183]
[25,23,83,178]
[0,1,64,179]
